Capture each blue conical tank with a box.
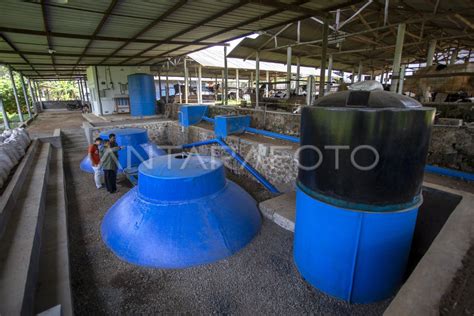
[80,128,165,173]
[101,153,262,268]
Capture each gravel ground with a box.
[64,133,388,315]
[440,245,474,315]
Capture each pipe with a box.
[201,116,215,123]
[244,127,300,143]
[181,138,218,149]
[215,138,280,194]
[425,165,474,182]
[180,138,280,194]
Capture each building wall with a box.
[86,66,151,116]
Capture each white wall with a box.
[86,66,151,116]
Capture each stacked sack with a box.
[0,128,31,190]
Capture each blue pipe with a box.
[244,127,300,143]
[215,138,280,194]
[181,139,218,149]
[180,138,280,194]
[425,165,474,182]
[202,116,215,123]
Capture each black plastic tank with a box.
[298,90,435,207]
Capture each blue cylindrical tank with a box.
[79,128,165,173]
[294,90,435,303]
[101,153,261,268]
[128,73,156,116]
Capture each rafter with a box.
[0,34,40,76]
[40,0,56,75]
[98,0,188,64]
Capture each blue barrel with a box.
[294,90,435,303]
[128,73,156,116]
[101,153,261,268]
[80,128,165,173]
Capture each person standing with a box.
[100,135,123,194]
[88,137,103,189]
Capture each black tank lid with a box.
[314,90,422,109]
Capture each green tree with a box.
[0,65,80,117]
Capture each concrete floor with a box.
[27,111,474,315]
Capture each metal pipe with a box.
[8,65,23,123]
[327,54,333,94]
[244,127,300,143]
[265,70,269,98]
[295,57,300,95]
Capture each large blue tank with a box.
[101,153,262,268]
[80,128,165,173]
[294,90,435,303]
[128,73,156,116]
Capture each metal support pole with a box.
[426,39,436,67]
[296,57,300,95]
[319,18,329,97]
[235,68,240,102]
[157,72,162,102]
[27,78,37,114]
[8,65,23,123]
[250,71,253,89]
[77,79,84,104]
[94,66,103,116]
[0,97,11,129]
[256,50,260,108]
[265,70,269,97]
[224,46,228,105]
[286,46,292,99]
[306,75,315,106]
[357,61,363,82]
[197,65,202,104]
[450,49,458,65]
[380,68,385,84]
[390,23,406,92]
[351,66,355,84]
[184,58,189,104]
[326,54,333,94]
[83,78,90,102]
[397,65,406,94]
[165,62,169,104]
[20,74,32,119]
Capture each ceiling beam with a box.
[0,49,169,58]
[40,0,56,75]
[74,0,119,70]
[98,0,188,64]
[248,0,365,17]
[138,0,374,65]
[0,27,227,46]
[118,0,250,65]
[0,33,40,76]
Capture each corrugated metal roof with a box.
[1,0,470,78]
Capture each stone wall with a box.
[428,126,474,172]
[165,103,474,173]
